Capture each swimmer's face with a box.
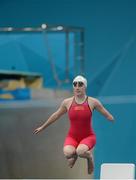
[73,81,86,96]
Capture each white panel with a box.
[100,163,135,179]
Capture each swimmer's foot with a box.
[87,156,94,174]
[68,154,78,168]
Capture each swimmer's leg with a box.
[63,145,78,168]
[76,135,96,174]
[63,136,78,168]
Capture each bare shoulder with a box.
[62,97,73,110]
[88,96,101,102]
[61,97,73,106]
[88,96,102,109]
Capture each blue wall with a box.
[0,32,74,87]
[0,0,136,178]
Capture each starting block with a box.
[100,163,135,179]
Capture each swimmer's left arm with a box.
[94,99,114,121]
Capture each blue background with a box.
[0,0,136,178]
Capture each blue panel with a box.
[0,32,74,88]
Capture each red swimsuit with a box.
[64,97,96,149]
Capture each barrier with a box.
[100,163,135,179]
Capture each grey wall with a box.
[0,104,92,179]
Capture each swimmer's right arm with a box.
[33,100,67,134]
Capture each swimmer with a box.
[33,75,114,174]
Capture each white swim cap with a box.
[73,75,87,88]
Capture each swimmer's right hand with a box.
[33,126,43,134]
